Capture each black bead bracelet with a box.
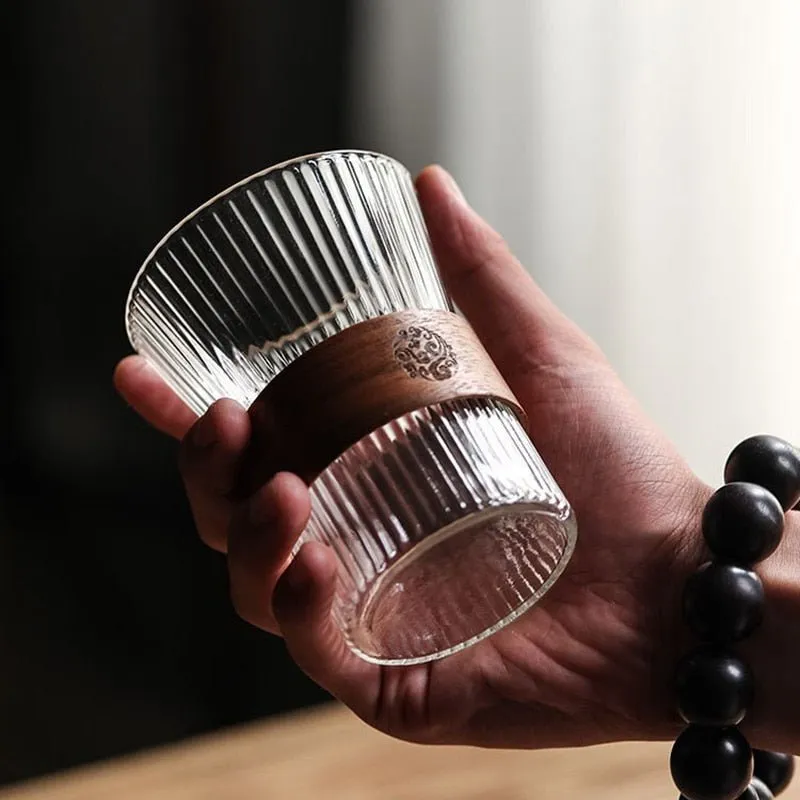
[671,435,800,800]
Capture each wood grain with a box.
[240,310,525,490]
[0,701,773,800]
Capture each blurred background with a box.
[3,0,799,788]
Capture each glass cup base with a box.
[346,503,576,666]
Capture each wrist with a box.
[659,485,800,753]
[666,433,800,800]
[740,510,800,753]
[660,435,800,800]
[647,483,711,740]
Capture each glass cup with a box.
[125,150,577,665]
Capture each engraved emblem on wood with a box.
[392,325,458,381]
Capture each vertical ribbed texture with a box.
[304,398,577,665]
[126,151,450,414]
[126,150,578,665]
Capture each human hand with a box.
[115,166,714,751]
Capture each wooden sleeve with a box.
[238,309,525,491]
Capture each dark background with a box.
[1,0,354,786]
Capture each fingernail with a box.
[439,166,467,206]
[281,557,311,597]
[191,417,217,449]
[248,482,279,527]
[131,357,156,375]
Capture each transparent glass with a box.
[126,150,577,664]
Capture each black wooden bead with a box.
[749,778,775,800]
[703,483,784,565]
[675,646,754,726]
[753,751,795,796]
[683,562,764,642]
[683,781,772,800]
[671,725,753,800]
[725,435,800,511]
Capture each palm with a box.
[115,165,707,751]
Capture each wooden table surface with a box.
[0,703,796,800]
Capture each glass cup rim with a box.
[124,148,410,350]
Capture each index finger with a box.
[113,355,197,440]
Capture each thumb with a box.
[415,166,607,391]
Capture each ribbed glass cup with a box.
[126,150,577,664]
